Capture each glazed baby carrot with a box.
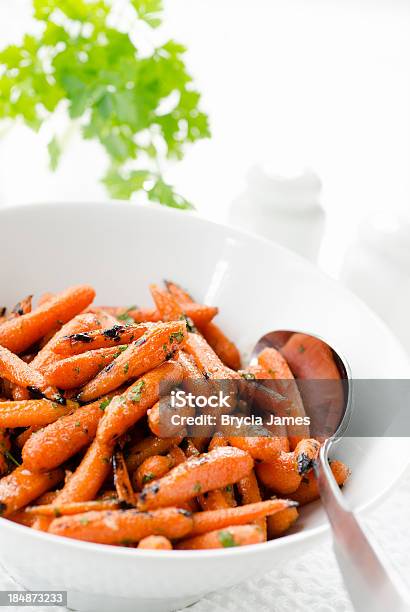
[0,285,95,354]
[257,347,309,448]
[96,361,184,444]
[77,321,187,402]
[237,469,266,538]
[201,323,241,371]
[30,312,104,374]
[22,393,117,471]
[113,450,136,505]
[176,524,264,549]
[44,345,128,389]
[267,506,299,538]
[190,498,294,537]
[289,460,350,506]
[138,535,173,549]
[165,280,241,369]
[0,466,63,517]
[147,395,194,438]
[150,284,218,328]
[133,454,175,491]
[53,437,114,504]
[16,425,42,449]
[25,499,120,516]
[11,385,30,401]
[227,435,283,462]
[256,438,320,495]
[137,447,253,511]
[0,346,64,404]
[53,323,152,357]
[8,295,33,318]
[49,507,194,544]
[0,399,76,428]
[185,332,240,381]
[126,436,183,472]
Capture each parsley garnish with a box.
[0,0,210,209]
[218,530,237,548]
[99,398,112,412]
[142,472,155,484]
[129,380,145,403]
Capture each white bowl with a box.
[0,201,409,612]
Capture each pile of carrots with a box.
[0,283,350,550]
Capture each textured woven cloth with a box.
[1,466,409,612]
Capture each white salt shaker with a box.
[341,213,410,355]
[228,165,325,261]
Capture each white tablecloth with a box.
[1,466,409,612]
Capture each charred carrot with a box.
[185,333,240,381]
[267,506,299,538]
[25,499,120,517]
[176,524,264,549]
[77,321,187,403]
[133,454,175,491]
[126,436,183,472]
[0,399,77,428]
[30,312,104,374]
[53,437,114,504]
[137,447,253,511]
[288,460,350,506]
[7,295,33,319]
[11,385,30,401]
[138,535,173,549]
[96,361,184,444]
[53,323,153,357]
[0,285,95,354]
[0,466,63,517]
[22,393,117,472]
[0,346,64,404]
[44,345,128,389]
[49,507,193,544]
[113,450,136,505]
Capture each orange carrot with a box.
[25,499,120,516]
[0,466,63,517]
[227,435,283,462]
[138,535,172,549]
[11,385,30,401]
[77,321,187,402]
[185,333,240,381]
[0,399,77,428]
[0,346,64,404]
[138,447,253,511]
[237,469,266,538]
[126,436,183,472]
[22,393,117,472]
[7,295,33,319]
[176,524,264,549]
[53,437,114,504]
[96,361,184,444]
[150,284,218,328]
[288,460,350,506]
[0,285,95,354]
[267,506,299,538]
[16,426,42,449]
[30,312,104,374]
[133,454,175,491]
[190,499,294,537]
[49,507,193,544]
[44,345,128,389]
[257,347,309,448]
[53,323,153,357]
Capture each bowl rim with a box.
[1,200,409,560]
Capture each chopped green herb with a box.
[75,422,81,427]
[4,449,21,468]
[114,346,128,358]
[79,517,89,526]
[129,380,145,403]
[169,331,184,344]
[100,398,112,412]
[142,472,155,484]
[298,345,306,354]
[218,530,237,548]
[74,366,81,375]
[53,507,62,518]
[123,363,129,374]
[241,372,256,380]
[225,485,233,493]
[193,482,202,493]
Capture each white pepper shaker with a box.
[228,165,325,262]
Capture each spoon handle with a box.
[315,440,410,612]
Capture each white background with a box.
[0,0,409,278]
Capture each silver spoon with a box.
[251,330,410,612]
